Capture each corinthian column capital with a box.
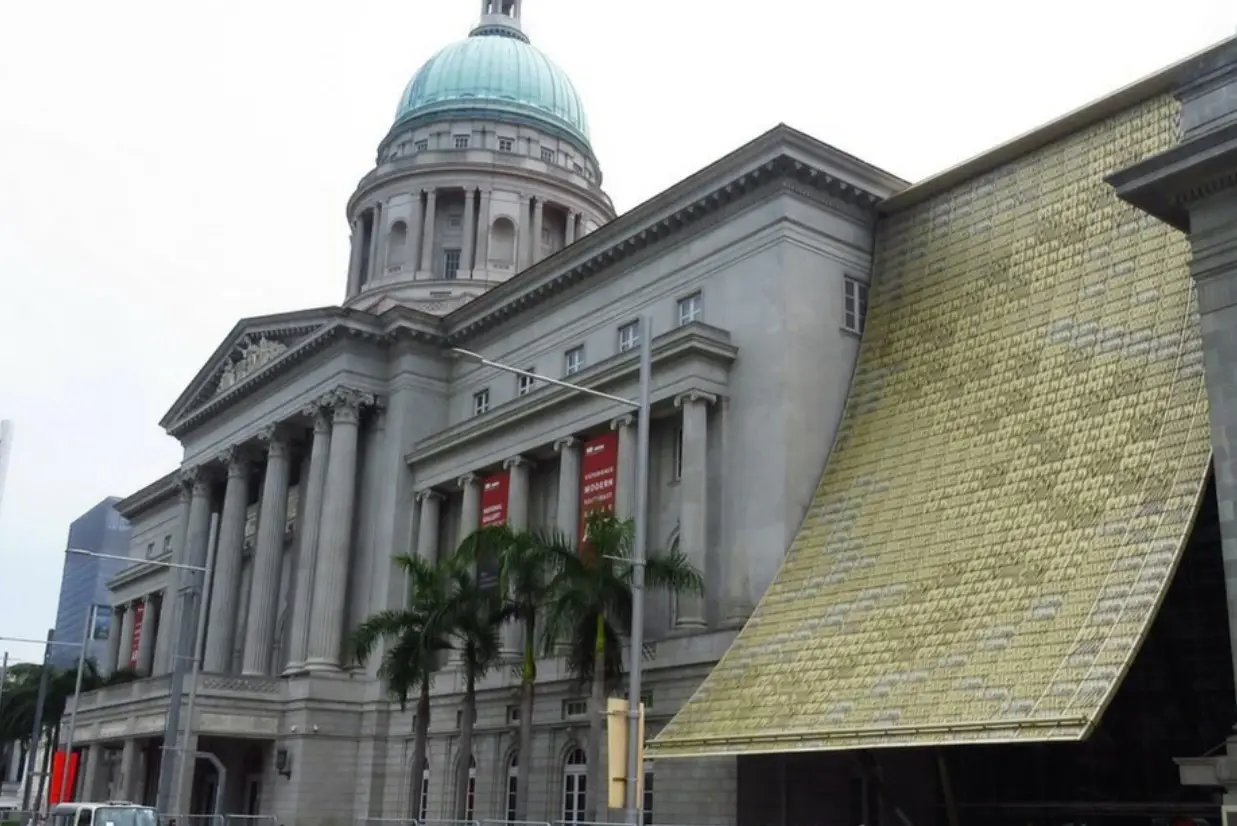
[321,387,377,425]
[257,424,291,458]
[216,446,251,478]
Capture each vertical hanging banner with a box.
[128,601,145,669]
[578,432,619,555]
[48,750,79,804]
[478,472,509,592]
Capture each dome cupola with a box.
[393,0,591,156]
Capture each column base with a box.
[674,619,708,631]
[302,658,341,673]
[281,662,308,676]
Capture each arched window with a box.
[505,753,519,823]
[419,767,429,822]
[466,755,477,821]
[489,217,516,268]
[562,747,587,824]
[386,220,408,271]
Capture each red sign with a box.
[480,471,509,528]
[128,601,145,669]
[48,750,79,804]
[579,432,619,550]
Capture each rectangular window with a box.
[448,214,462,229]
[455,707,478,728]
[618,321,640,353]
[453,134,470,149]
[541,147,555,163]
[414,139,428,152]
[506,705,521,724]
[562,699,588,719]
[473,389,490,416]
[677,292,703,326]
[673,428,683,480]
[517,367,537,397]
[844,276,869,334]
[498,137,514,152]
[161,535,172,555]
[443,248,461,280]
[146,541,155,558]
[564,345,584,376]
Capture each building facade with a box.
[50,498,132,669]
[65,2,904,822]
[64,4,1237,825]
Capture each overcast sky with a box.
[0,0,1232,667]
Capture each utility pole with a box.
[19,630,53,818]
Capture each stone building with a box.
[65,3,1237,825]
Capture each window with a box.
[562,748,587,824]
[415,139,428,152]
[464,755,477,821]
[517,367,537,397]
[562,699,588,719]
[473,389,490,416]
[541,147,555,163]
[161,535,172,555]
[844,276,869,334]
[618,321,640,353]
[419,768,429,822]
[541,227,552,245]
[443,248,461,280]
[145,541,155,558]
[573,163,583,174]
[506,705,521,724]
[677,292,703,326]
[455,707,477,728]
[564,346,584,376]
[673,428,683,480]
[498,137,514,152]
[642,762,654,826]
[448,214,463,229]
[454,134,470,149]
[626,689,654,708]
[505,753,519,822]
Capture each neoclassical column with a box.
[154,482,191,674]
[611,415,636,520]
[79,744,103,802]
[204,448,251,673]
[118,739,139,801]
[517,195,531,270]
[674,391,715,629]
[416,489,443,562]
[409,191,425,276]
[346,217,365,296]
[118,604,137,671]
[367,203,383,282]
[462,188,477,274]
[285,405,332,674]
[420,188,438,273]
[104,605,123,675]
[502,456,533,656]
[554,437,581,534]
[135,595,157,676]
[242,427,292,676]
[565,211,577,246]
[475,189,492,270]
[459,474,481,537]
[305,388,372,671]
[531,198,545,265]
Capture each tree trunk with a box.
[585,614,606,823]
[454,665,477,822]
[34,724,55,811]
[409,683,431,820]
[515,614,536,821]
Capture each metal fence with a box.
[159,814,277,826]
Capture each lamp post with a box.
[66,545,215,814]
[451,312,653,825]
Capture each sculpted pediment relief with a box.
[216,336,290,395]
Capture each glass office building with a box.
[50,498,132,669]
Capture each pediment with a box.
[159,307,348,434]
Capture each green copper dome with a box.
[395,29,591,150]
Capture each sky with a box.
[0,0,1233,667]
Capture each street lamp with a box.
[451,312,653,826]
[68,532,218,816]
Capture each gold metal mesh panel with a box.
[650,95,1211,758]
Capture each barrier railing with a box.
[159,814,276,826]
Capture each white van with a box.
[46,802,158,826]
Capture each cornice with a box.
[115,470,181,519]
[442,128,899,343]
[106,550,175,592]
[406,323,737,466]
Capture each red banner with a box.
[48,750,79,804]
[579,432,619,549]
[128,601,145,669]
[480,472,509,528]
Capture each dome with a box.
[394,31,591,151]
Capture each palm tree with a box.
[432,559,510,822]
[456,525,573,821]
[541,512,704,821]
[350,555,455,822]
